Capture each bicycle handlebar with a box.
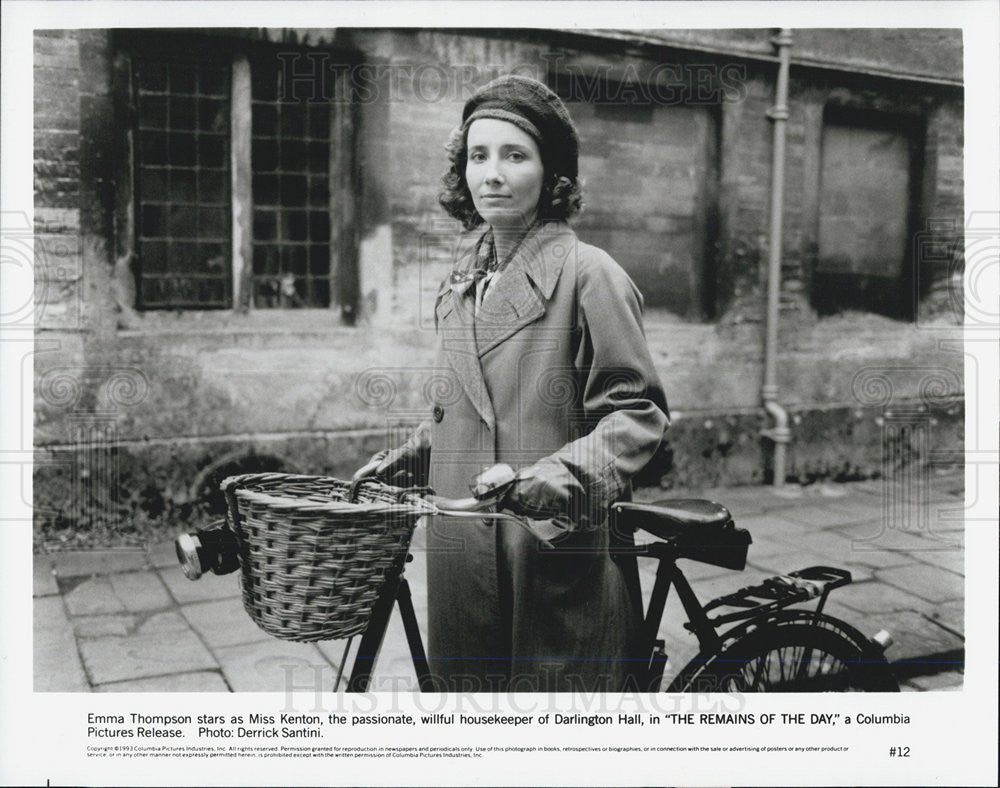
[421,493,496,512]
[402,492,553,550]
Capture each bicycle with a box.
[175,474,900,693]
[611,498,899,692]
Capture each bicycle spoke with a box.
[749,651,769,690]
[779,645,792,685]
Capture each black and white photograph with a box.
[2,2,997,786]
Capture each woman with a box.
[360,75,669,692]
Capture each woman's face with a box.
[465,118,544,230]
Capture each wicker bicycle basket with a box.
[221,473,427,643]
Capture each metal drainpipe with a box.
[761,28,793,487]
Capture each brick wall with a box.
[32,28,966,539]
[34,31,84,332]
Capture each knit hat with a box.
[462,75,579,180]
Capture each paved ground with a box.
[34,474,966,693]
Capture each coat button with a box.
[433,405,444,423]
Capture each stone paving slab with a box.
[769,529,856,561]
[729,515,794,542]
[367,605,424,693]
[158,564,242,604]
[73,614,137,638]
[328,555,429,692]
[649,489,779,517]
[928,512,968,534]
[50,549,147,578]
[817,544,924,571]
[846,479,964,505]
[34,595,69,632]
[908,501,968,534]
[147,540,182,569]
[748,551,875,583]
[31,477,968,693]
[911,530,965,553]
[315,639,354,689]
[924,485,966,504]
[636,485,812,517]
[901,670,964,691]
[836,526,947,563]
[62,609,192,646]
[634,557,691,673]
[831,580,938,616]
[814,598,879,635]
[34,596,91,691]
[650,593,704,689]
[770,504,865,529]
[95,671,231,693]
[662,557,736,583]
[876,564,964,604]
[767,485,855,505]
[639,563,953,691]
[839,551,923,571]
[859,610,965,665]
[745,512,844,542]
[213,639,333,692]
[927,601,964,638]
[79,627,218,686]
[806,497,884,523]
[182,598,270,648]
[684,571,754,608]
[374,654,422,692]
[743,535,792,558]
[136,611,195,635]
[910,548,965,577]
[33,559,59,597]
[108,571,172,612]
[35,621,90,692]
[64,576,127,617]
[833,521,942,552]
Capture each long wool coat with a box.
[411,220,669,692]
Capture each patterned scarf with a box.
[448,226,531,304]
[449,228,500,296]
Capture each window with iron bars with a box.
[127,38,349,312]
[134,55,232,308]
[250,57,333,308]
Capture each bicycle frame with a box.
[632,538,859,691]
[346,551,434,692]
[177,478,888,692]
[341,537,859,693]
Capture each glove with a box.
[353,420,432,486]
[468,463,516,500]
[352,446,421,486]
[471,463,578,543]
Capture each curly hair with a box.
[438,125,583,231]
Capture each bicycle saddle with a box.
[612,499,749,570]
[613,499,732,534]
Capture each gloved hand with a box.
[471,463,580,543]
[468,463,517,501]
[352,446,420,486]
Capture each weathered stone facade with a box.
[32,28,965,539]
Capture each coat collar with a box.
[516,220,575,301]
[435,221,576,429]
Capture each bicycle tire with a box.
[668,610,900,692]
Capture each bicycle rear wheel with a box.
[668,611,899,692]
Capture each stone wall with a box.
[32,28,965,540]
